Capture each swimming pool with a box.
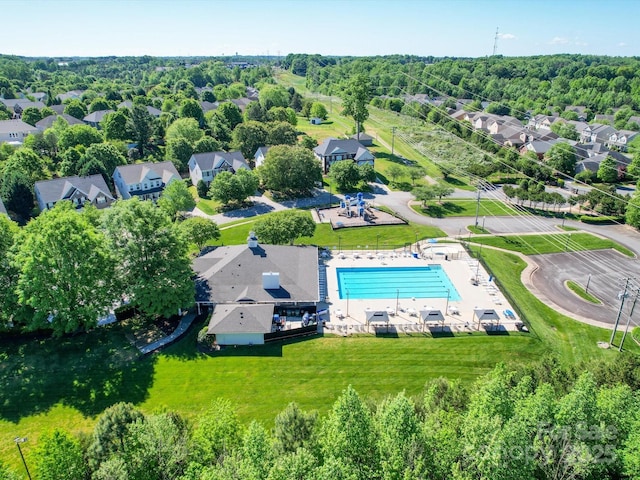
[336,266,461,300]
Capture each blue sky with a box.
[4,0,639,58]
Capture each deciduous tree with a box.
[177,216,220,251]
[35,429,85,480]
[254,210,315,245]
[157,179,196,219]
[13,202,118,335]
[231,120,268,159]
[597,156,619,183]
[209,169,258,205]
[329,160,362,192]
[101,198,194,318]
[266,121,298,146]
[342,74,371,141]
[545,142,577,176]
[0,169,33,218]
[258,144,321,194]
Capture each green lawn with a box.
[212,211,446,250]
[470,232,634,257]
[567,280,601,304]
[188,186,221,215]
[477,247,638,362]
[3,224,638,471]
[411,198,518,218]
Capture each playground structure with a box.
[338,193,376,222]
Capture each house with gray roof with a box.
[193,234,320,345]
[35,113,85,131]
[188,151,249,187]
[117,101,162,117]
[113,161,181,201]
[35,174,115,211]
[580,123,616,144]
[350,132,373,146]
[56,90,84,103]
[254,146,270,168]
[200,101,219,113]
[83,109,114,129]
[313,138,374,174]
[0,99,46,118]
[0,119,38,144]
[606,130,639,152]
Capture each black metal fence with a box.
[264,324,318,342]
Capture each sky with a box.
[2,0,639,58]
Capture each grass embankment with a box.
[566,280,601,304]
[3,224,638,469]
[470,232,634,257]
[411,199,518,218]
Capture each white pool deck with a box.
[322,243,523,334]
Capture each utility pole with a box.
[610,278,631,345]
[474,189,481,228]
[391,127,396,155]
[619,287,639,352]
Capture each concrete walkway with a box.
[138,313,198,355]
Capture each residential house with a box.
[313,138,374,174]
[35,113,85,131]
[579,123,616,144]
[564,106,588,121]
[200,101,219,114]
[35,174,115,211]
[113,161,181,201]
[230,97,253,112]
[117,101,162,117]
[0,119,38,144]
[254,146,269,168]
[83,109,114,129]
[606,130,639,152]
[526,114,559,131]
[574,143,632,174]
[0,197,7,216]
[56,90,84,103]
[0,99,46,118]
[50,104,66,115]
[519,138,562,159]
[594,114,615,124]
[188,151,249,187]
[193,234,320,345]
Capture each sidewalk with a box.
[138,312,198,355]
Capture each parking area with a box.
[528,249,640,327]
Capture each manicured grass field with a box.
[213,211,446,250]
[3,229,638,469]
[566,280,601,304]
[188,186,221,215]
[470,232,634,257]
[411,198,518,218]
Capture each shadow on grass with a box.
[429,326,455,337]
[417,202,464,218]
[443,176,467,188]
[197,333,320,358]
[0,324,155,422]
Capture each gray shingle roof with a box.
[35,174,114,206]
[0,197,6,215]
[314,138,372,158]
[83,109,114,123]
[191,151,248,172]
[207,304,274,334]
[0,119,39,135]
[114,161,180,186]
[35,113,85,130]
[193,244,319,304]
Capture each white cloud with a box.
[498,33,516,40]
[618,42,627,47]
[550,36,569,45]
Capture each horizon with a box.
[2,0,638,58]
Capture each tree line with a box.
[3,354,640,479]
[0,195,221,336]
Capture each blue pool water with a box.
[336,266,461,300]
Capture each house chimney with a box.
[262,272,280,290]
[247,230,258,248]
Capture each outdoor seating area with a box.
[319,245,525,336]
